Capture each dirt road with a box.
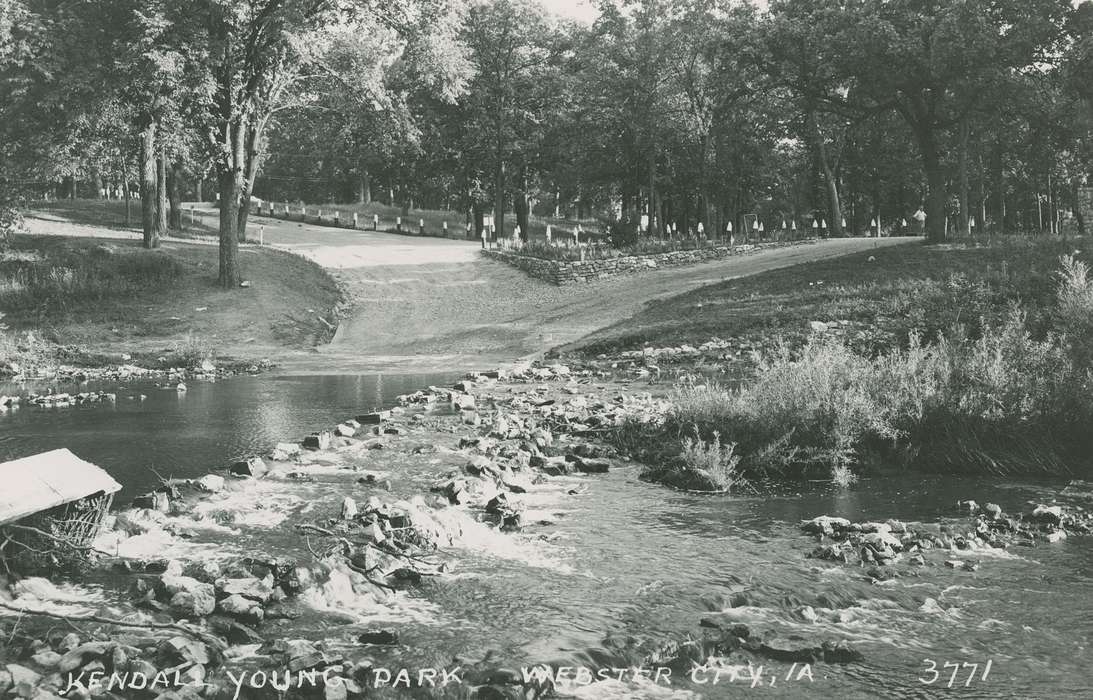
[21,207,914,372]
[261,219,915,372]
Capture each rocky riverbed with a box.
[2,361,1092,699]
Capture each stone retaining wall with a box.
[483,239,819,285]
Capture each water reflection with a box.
[0,372,457,500]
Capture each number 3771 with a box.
[919,659,993,687]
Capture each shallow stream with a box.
[2,373,1091,698]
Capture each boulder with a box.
[332,423,354,438]
[340,496,358,520]
[356,411,390,424]
[571,456,609,474]
[1030,504,1063,525]
[801,516,851,536]
[31,650,61,668]
[54,644,109,676]
[270,442,302,461]
[157,636,210,666]
[161,570,216,617]
[358,630,399,646]
[195,474,225,493]
[229,457,268,478]
[452,394,476,411]
[131,491,170,512]
[217,576,275,603]
[225,621,264,645]
[284,640,323,672]
[217,594,263,621]
[303,431,333,451]
[4,664,40,691]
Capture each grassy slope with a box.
[1,234,340,366]
[592,236,1093,481]
[28,199,220,238]
[571,239,1067,357]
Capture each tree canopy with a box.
[2,0,1091,278]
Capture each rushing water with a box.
[2,373,1092,698]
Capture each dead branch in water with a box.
[0,599,226,650]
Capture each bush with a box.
[654,255,1093,480]
[503,236,746,262]
[0,191,24,244]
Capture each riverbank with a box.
[1,232,342,379]
[3,360,1091,699]
[561,236,1093,486]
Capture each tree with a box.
[775,0,1072,242]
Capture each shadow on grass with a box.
[28,199,219,238]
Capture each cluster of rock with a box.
[694,619,863,665]
[485,239,816,285]
[2,359,725,699]
[0,629,220,700]
[9,355,270,381]
[21,391,117,409]
[133,557,306,628]
[615,337,763,366]
[802,499,1092,571]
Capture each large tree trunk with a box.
[514,189,529,242]
[493,159,505,240]
[168,162,182,230]
[217,113,245,287]
[236,121,264,242]
[472,201,484,239]
[1072,180,1086,236]
[218,165,241,287]
[493,95,506,240]
[809,110,843,237]
[912,120,947,243]
[139,122,159,249]
[121,157,132,227]
[156,145,167,237]
[647,150,657,236]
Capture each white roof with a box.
[0,449,122,526]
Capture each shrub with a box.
[501,236,750,262]
[1055,253,1093,368]
[678,429,742,490]
[166,334,217,368]
[0,191,24,244]
[656,255,1093,481]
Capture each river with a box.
[2,372,1091,698]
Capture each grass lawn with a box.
[1,234,340,368]
[572,237,1072,358]
[27,199,220,238]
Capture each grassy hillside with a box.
[1,233,340,370]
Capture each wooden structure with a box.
[0,449,121,565]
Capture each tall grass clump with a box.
[652,254,1093,481]
[0,247,184,313]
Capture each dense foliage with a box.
[1,0,1091,272]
